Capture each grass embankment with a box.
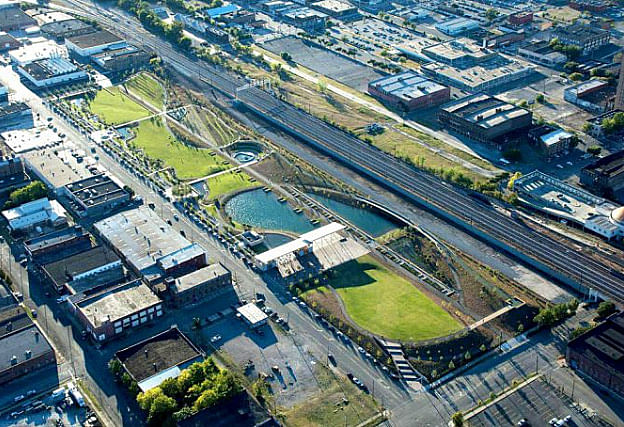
[206,170,257,199]
[327,255,461,342]
[125,72,165,110]
[282,364,380,427]
[89,87,151,125]
[131,118,229,179]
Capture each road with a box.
[53,0,624,305]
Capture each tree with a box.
[485,8,498,21]
[452,411,464,427]
[587,145,602,156]
[535,93,545,103]
[569,72,583,81]
[280,52,292,62]
[5,181,48,208]
[108,358,123,376]
[597,301,616,318]
[147,394,177,425]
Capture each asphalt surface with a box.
[54,0,624,304]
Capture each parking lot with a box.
[468,378,605,427]
[262,35,384,91]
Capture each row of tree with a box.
[4,181,47,209]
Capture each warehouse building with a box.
[17,56,88,89]
[553,23,610,55]
[281,7,327,32]
[24,225,92,263]
[40,19,95,41]
[567,312,624,396]
[435,17,480,36]
[64,174,130,218]
[70,279,162,342]
[8,40,66,66]
[528,126,574,158]
[517,41,567,67]
[41,246,124,294]
[438,94,533,145]
[0,6,36,32]
[564,79,611,114]
[94,208,208,282]
[581,150,624,202]
[367,72,450,111]
[66,29,126,61]
[165,262,231,307]
[91,44,151,73]
[115,326,203,392]
[310,0,358,21]
[0,102,33,132]
[0,307,55,385]
[514,170,624,240]
[2,198,67,233]
[0,32,21,52]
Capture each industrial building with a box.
[165,263,232,307]
[116,326,203,392]
[564,79,612,114]
[508,11,533,27]
[65,29,126,60]
[0,32,20,52]
[438,94,533,145]
[173,14,230,45]
[70,279,163,342]
[435,17,480,36]
[0,156,27,194]
[514,170,624,240]
[567,312,624,396]
[254,222,369,278]
[517,41,567,67]
[367,72,450,111]
[40,19,95,40]
[91,44,151,72]
[94,208,208,282]
[41,246,124,293]
[569,0,609,13]
[0,307,55,385]
[581,150,624,202]
[8,40,66,66]
[2,198,68,233]
[0,102,33,132]
[0,5,36,32]
[24,225,92,263]
[553,23,610,55]
[419,39,534,93]
[64,174,130,218]
[616,53,624,110]
[23,146,99,190]
[528,126,574,158]
[310,0,358,21]
[281,7,327,32]
[17,56,88,89]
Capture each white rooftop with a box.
[540,129,572,147]
[2,197,67,230]
[236,303,268,325]
[1,128,61,153]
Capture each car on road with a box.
[210,335,222,343]
[173,214,179,221]
[13,395,25,403]
[357,346,365,354]
[298,301,307,308]
[26,389,36,397]
[56,295,69,304]
[328,353,336,365]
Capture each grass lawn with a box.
[282,364,381,427]
[125,72,165,110]
[131,118,229,179]
[329,255,461,342]
[89,86,151,125]
[206,170,257,199]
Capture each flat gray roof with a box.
[171,263,230,294]
[78,280,161,327]
[369,71,446,102]
[0,324,53,372]
[94,207,194,273]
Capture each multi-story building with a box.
[70,279,163,342]
[41,246,124,293]
[65,29,127,61]
[0,32,21,53]
[310,0,359,21]
[508,11,533,27]
[0,102,33,132]
[569,0,609,12]
[528,125,573,158]
[567,312,624,396]
[438,94,533,145]
[581,150,624,202]
[517,41,567,67]
[0,306,56,385]
[91,44,151,73]
[166,263,232,307]
[17,56,88,89]
[63,174,130,218]
[368,71,450,111]
[1,198,67,233]
[553,23,610,55]
[616,53,624,110]
[24,225,92,263]
[564,79,611,114]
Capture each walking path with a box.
[378,339,424,392]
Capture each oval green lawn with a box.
[331,255,461,342]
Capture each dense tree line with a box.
[4,181,48,208]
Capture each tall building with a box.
[616,51,624,110]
